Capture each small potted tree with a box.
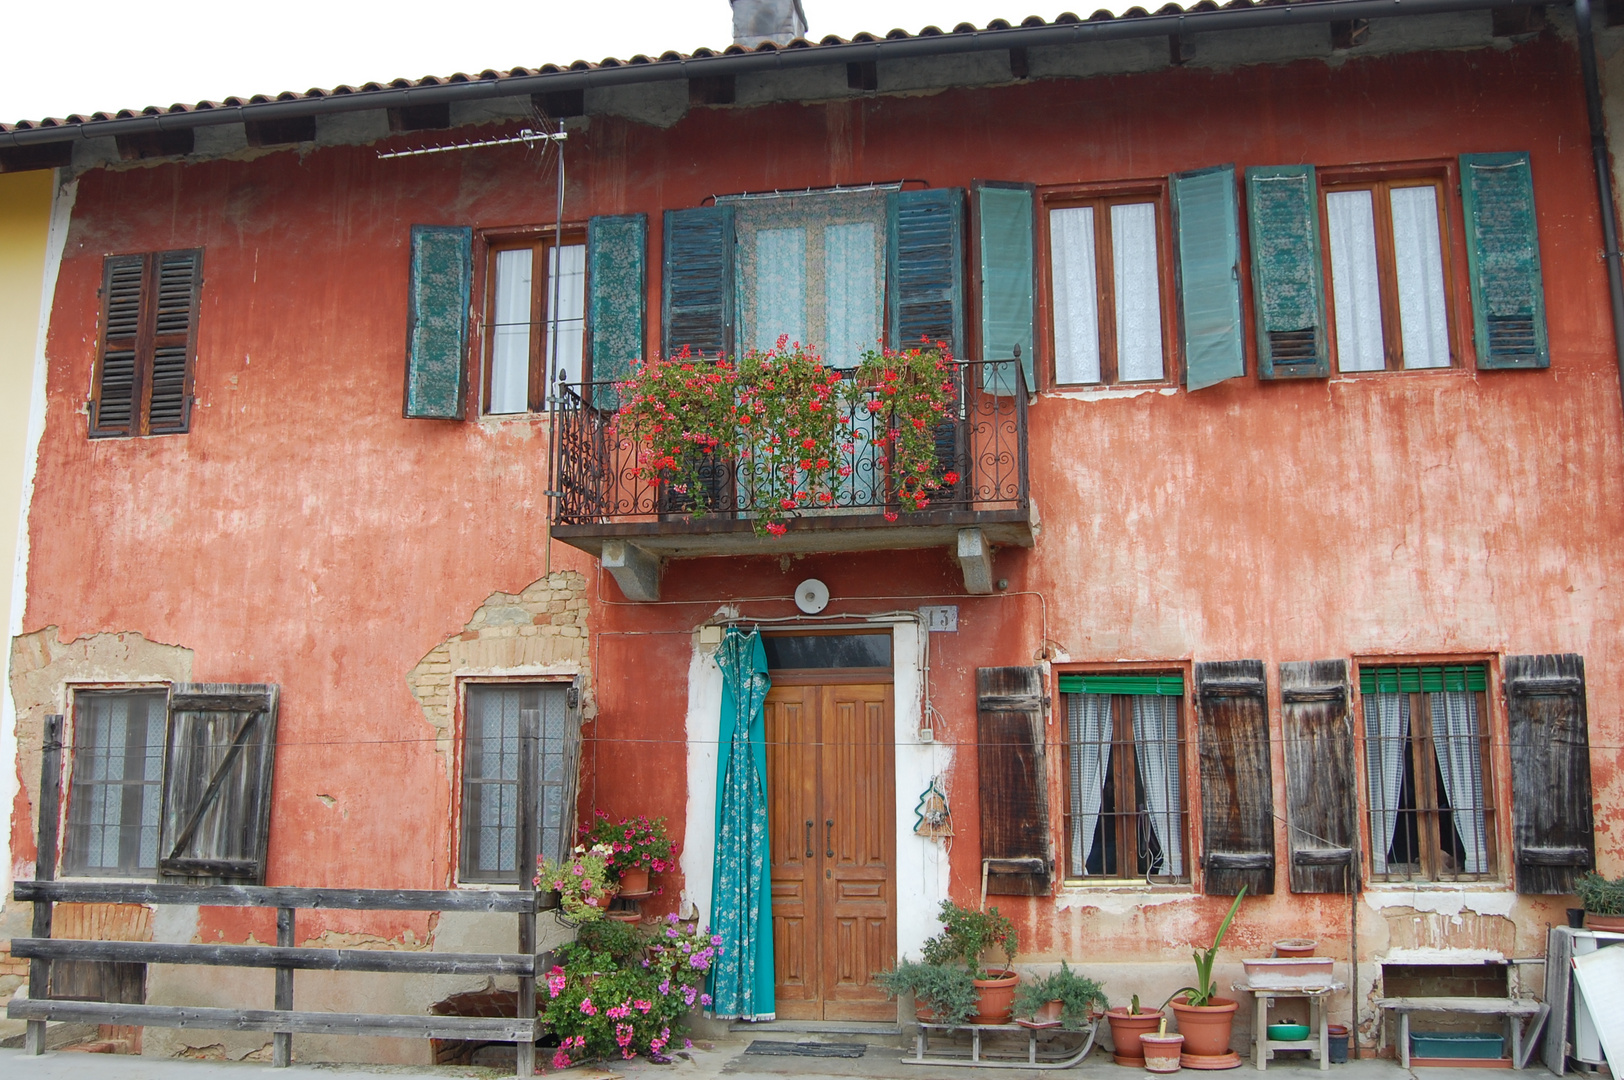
[1164,887,1248,1060]
[1106,994,1165,1066]
[922,901,1021,1024]
[1575,871,1624,932]
[1013,962,1105,1029]
[875,958,979,1027]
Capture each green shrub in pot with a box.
[1013,962,1106,1029]
[875,958,979,1027]
[1574,871,1624,916]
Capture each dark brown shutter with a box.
[1279,660,1356,893]
[1196,660,1275,895]
[1505,654,1595,893]
[977,666,1052,895]
[158,684,279,884]
[91,249,202,438]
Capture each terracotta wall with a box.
[10,30,1619,1018]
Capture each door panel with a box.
[764,679,896,1021]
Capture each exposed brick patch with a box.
[429,986,540,1065]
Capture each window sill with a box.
[1365,880,1508,892]
[1058,880,1193,893]
[453,881,525,891]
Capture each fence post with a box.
[25,714,64,1055]
[273,907,294,1066]
[515,703,540,1077]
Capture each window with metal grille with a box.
[1360,663,1497,882]
[1045,183,1173,386]
[90,249,203,437]
[1321,169,1457,373]
[459,683,576,883]
[1060,673,1188,883]
[481,228,585,414]
[63,690,168,876]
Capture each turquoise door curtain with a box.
[708,627,776,1020]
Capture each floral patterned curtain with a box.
[707,628,776,1019]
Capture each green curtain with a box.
[708,628,776,1019]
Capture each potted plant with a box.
[875,958,979,1027]
[1574,871,1624,932]
[536,843,618,923]
[1164,886,1248,1059]
[581,811,678,896]
[1013,962,1106,1029]
[1106,994,1166,1066]
[921,901,1020,1024]
[1140,1016,1185,1074]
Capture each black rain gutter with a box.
[1573,0,1624,414]
[0,0,1549,149]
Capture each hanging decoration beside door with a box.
[913,777,953,841]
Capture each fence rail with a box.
[10,715,547,1077]
[550,357,1029,531]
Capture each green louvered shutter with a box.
[1246,165,1329,379]
[887,188,965,359]
[1171,166,1245,391]
[404,225,471,419]
[587,213,647,409]
[974,182,1036,395]
[662,205,735,358]
[1461,152,1550,369]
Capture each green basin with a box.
[1267,1024,1311,1042]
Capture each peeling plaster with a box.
[1363,886,1519,917]
[1056,888,1196,915]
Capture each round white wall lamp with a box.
[795,578,830,614]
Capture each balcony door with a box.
[764,675,896,1021]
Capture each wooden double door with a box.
[764,678,897,1021]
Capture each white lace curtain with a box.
[1067,693,1111,875]
[1363,692,1409,874]
[1131,695,1183,877]
[1432,691,1488,874]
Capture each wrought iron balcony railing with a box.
[548,359,1029,546]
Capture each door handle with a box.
[805,820,815,860]
[826,819,835,859]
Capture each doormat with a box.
[745,1041,868,1058]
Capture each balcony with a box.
[548,359,1035,599]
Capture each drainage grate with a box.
[745,1041,868,1058]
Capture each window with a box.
[1046,188,1171,385]
[460,683,578,883]
[63,691,167,876]
[1322,173,1455,372]
[90,249,203,437]
[482,231,585,414]
[1361,664,1495,882]
[1060,672,1187,882]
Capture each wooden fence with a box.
[8,714,550,1076]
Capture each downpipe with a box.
[1573,0,1624,419]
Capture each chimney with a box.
[731,0,808,48]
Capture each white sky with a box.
[0,1,1122,126]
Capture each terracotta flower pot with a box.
[1585,912,1624,933]
[1034,999,1064,1024]
[1106,1007,1165,1064]
[1141,1033,1186,1073]
[606,910,642,924]
[1168,996,1239,1058]
[618,866,650,895]
[1273,939,1317,958]
[971,972,1019,1025]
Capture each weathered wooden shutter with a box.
[1171,166,1246,391]
[404,225,472,418]
[1460,152,1549,370]
[976,666,1052,895]
[887,188,965,359]
[1246,166,1329,379]
[1505,654,1594,893]
[662,205,736,358]
[1279,660,1355,893]
[92,250,203,438]
[158,684,279,884]
[972,182,1036,395]
[586,213,647,409]
[1195,660,1275,895]
[147,249,204,433]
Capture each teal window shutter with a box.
[587,213,647,409]
[1246,165,1329,379]
[973,182,1036,395]
[405,225,472,419]
[1171,166,1245,391]
[662,205,736,358]
[886,188,965,359]
[1461,152,1550,369]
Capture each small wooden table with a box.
[1374,996,1544,1069]
[1234,982,1345,1072]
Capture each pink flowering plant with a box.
[534,843,616,923]
[853,341,960,517]
[541,914,717,1067]
[580,810,679,878]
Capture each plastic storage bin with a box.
[1409,1032,1505,1059]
